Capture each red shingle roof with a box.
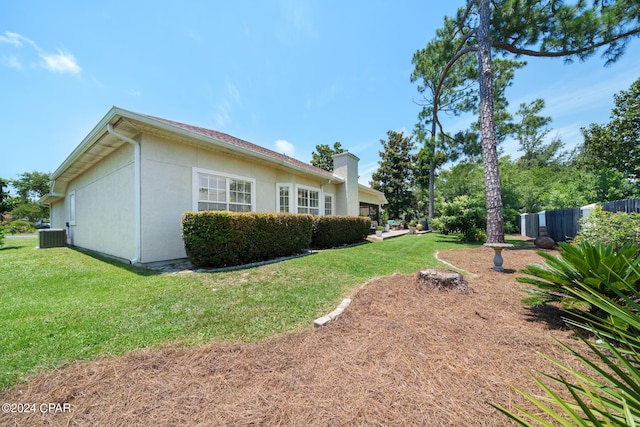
[144,114,335,179]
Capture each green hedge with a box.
[182,211,313,268]
[311,215,371,249]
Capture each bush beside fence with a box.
[573,206,640,250]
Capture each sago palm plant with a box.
[519,241,640,318]
[493,242,640,426]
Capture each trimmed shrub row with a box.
[182,212,372,268]
[182,211,313,268]
[311,215,371,249]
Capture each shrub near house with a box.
[182,212,372,268]
[311,216,371,249]
[182,212,314,268]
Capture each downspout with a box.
[106,124,141,264]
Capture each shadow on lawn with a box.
[68,246,162,277]
[70,245,321,276]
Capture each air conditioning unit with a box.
[39,229,67,248]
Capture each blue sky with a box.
[1,1,638,186]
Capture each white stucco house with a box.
[39,107,387,264]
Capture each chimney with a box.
[332,152,359,216]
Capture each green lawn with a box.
[0,233,476,389]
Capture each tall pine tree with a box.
[423,0,640,243]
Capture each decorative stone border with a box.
[313,298,352,327]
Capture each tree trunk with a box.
[428,121,437,229]
[428,159,435,230]
[477,0,504,244]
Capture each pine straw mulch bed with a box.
[1,239,587,426]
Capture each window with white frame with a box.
[277,184,291,213]
[297,186,320,215]
[195,168,254,212]
[68,191,76,225]
[324,193,334,216]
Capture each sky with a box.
[1,1,638,187]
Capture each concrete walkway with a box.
[367,228,412,242]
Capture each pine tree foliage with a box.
[419,0,640,243]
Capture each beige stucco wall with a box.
[53,144,136,261]
[50,128,383,264]
[358,188,384,206]
[138,134,341,263]
[50,201,66,230]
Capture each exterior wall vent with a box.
[39,229,67,248]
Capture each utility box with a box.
[39,229,67,248]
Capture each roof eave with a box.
[51,106,123,181]
[50,106,342,188]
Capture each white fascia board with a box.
[50,106,122,180]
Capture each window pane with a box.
[198,201,227,211]
[310,190,319,208]
[325,195,332,216]
[199,173,227,203]
[230,204,251,212]
[230,179,251,208]
[279,186,289,213]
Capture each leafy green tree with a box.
[10,203,48,224]
[310,142,344,172]
[587,167,640,201]
[423,0,640,243]
[435,162,485,206]
[0,177,16,214]
[7,171,50,224]
[370,131,416,220]
[580,77,640,181]
[11,171,50,203]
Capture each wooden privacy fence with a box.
[545,208,581,243]
[519,197,640,242]
[602,198,640,213]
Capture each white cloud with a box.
[0,31,81,74]
[211,81,241,129]
[0,31,31,47]
[275,139,295,157]
[358,160,379,186]
[39,49,81,74]
[128,89,142,97]
[1,55,22,69]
